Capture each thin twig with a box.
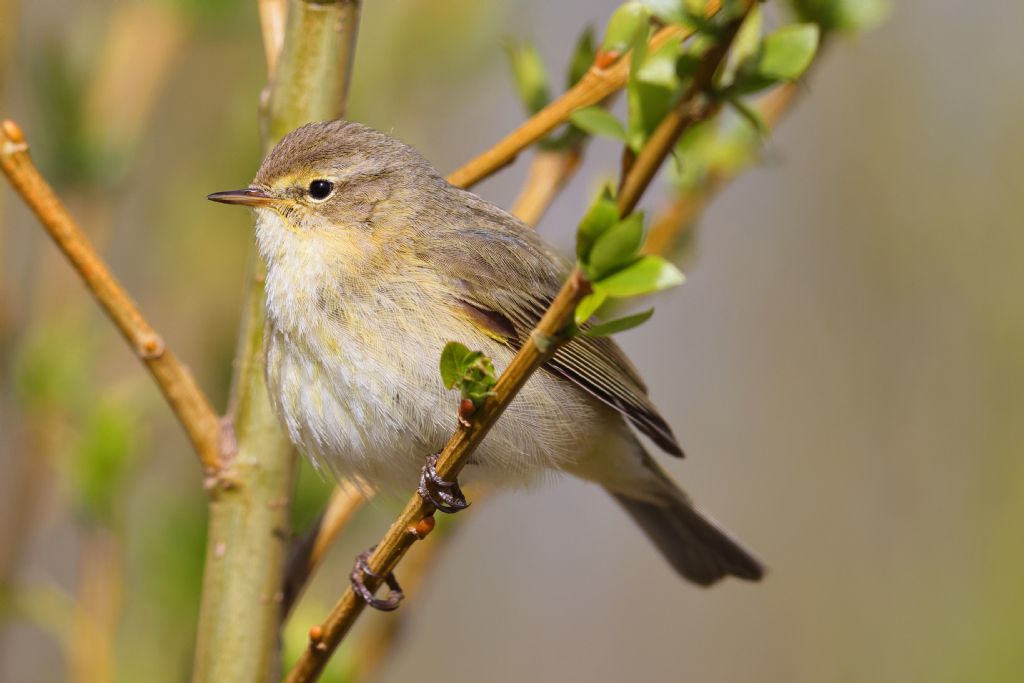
[0,120,224,474]
[259,0,288,78]
[281,480,365,619]
[445,0,722,190]
[510,147,583,225]
[643,79,803,256]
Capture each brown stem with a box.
[68,529,121,683]
[0,120,224,474]
[283,270,592,683]
[259,0,288,78]
[445,0,722,190]
[510,147,583,226]
[280,480,365,619]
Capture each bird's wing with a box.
[423,224,683,457]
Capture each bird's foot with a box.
[417,452,469,513]
[349,547,404,611]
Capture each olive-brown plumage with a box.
[209,119,764,585]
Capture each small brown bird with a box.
[209,119,763,587]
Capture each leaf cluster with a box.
[438,342,499,407]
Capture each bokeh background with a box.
[2,0,1023,681]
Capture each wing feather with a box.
[424,218,683,457]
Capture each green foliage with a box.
[439,342,498,406]
[639,0,688,25]
[589,212,644,279]
[790,0,889,33]
[627,32,683,152]
[573,191,684,334]
[505,27,597,150]
[582,308,654,337]
[576,186,620,261]
[69,397,139,524]
[567,27,597,87]
[31,43,103,186]
[14,322,92,411]
[575,291,608,325]
[505,40,551,115]
[601,2,651,55]
[569,106,627,142]
[726,23,820,96]
[596,254,685,297]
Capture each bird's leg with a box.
[417,451,470,513]
[349,547,404,611]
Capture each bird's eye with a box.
[308,179,334,201]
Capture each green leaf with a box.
[636,35,682,87]
[583,308,654,337]
[589,212,645,279]
[575,290,608,326]
[567,27,596,87]
[504,40,551,115]
[70,397,139,524]
[439,342,477,389]
[721,4,762,85]
[576,187,620,261]
[596,255,685,298]
[439,342,497,406]
[791,0,889,33]
[639,0,687,24]
[727,96,768,137]
[569,106,628,142]
[757,24,820,81]
[602,2,651,54]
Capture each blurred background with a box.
[2,0,1022,681]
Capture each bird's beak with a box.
[207,187,275,207]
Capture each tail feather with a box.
[609,465,764,586]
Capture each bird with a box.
[208,119,764,589]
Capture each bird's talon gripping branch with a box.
[417,452,470,513]
[349,548,404,612]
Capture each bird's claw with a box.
[417,452,470,513]
[349,547,404,611]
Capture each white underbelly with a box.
[264,317,610,493]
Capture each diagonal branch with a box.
[445,0,722,190]
[510,146,583,225]
[0,120,224,474]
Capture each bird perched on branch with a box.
[209,119,763,594]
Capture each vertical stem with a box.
[191,2,361,681]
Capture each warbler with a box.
[209,119,763,586]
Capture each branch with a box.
[259,0,288,78]
[191,2,362,681]
[510,147,583,225]
[0,120,224,474]
[280,480,365,619]
[445,0,722,190]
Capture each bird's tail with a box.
[608,456,764,586]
